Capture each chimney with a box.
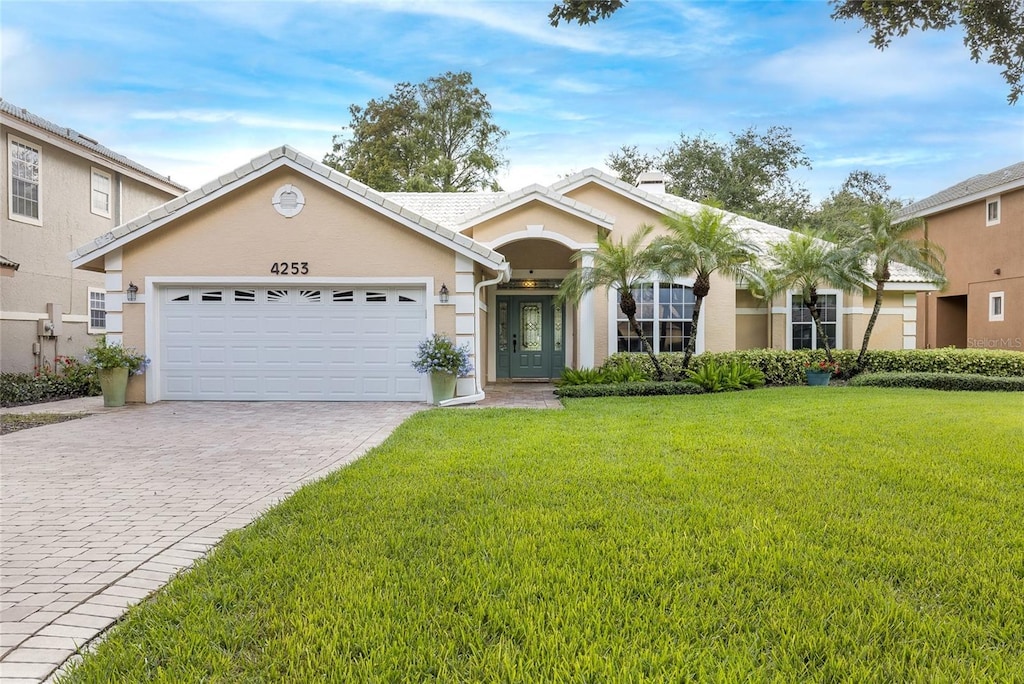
[636,171,667,195]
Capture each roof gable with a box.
[1,99,187,194]
[69,146,509,276]
[898,161,1024,219]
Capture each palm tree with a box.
[850,204,945,369]
[655,207,761,369]
[759,233,866,363]
[558,224,666,380]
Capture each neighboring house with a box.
[69,145,937,404]
[898,161,1023,351]
[0,100,186,373]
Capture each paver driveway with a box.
[0,401,422,683]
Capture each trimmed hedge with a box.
[555,381,705,399]
[0,372,98,406]
[602,348,1024,386]
[848,372,1024,392]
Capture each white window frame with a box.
[88,288,107,334]
[986,196,1001,226]
[989,291,1005,322]
[607,278,704,356]
[8,135,42,225]
[786,290,843,351]
[91,167,112,218]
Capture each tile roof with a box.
[383,191,507,226]
[69,146,508,273]
[1,100,188,192]
[0,254,20,270]
[898,160,1024,219]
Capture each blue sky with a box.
[3,0,1021,206]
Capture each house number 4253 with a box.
[270,261,309,275]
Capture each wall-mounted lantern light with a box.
[126,282,139,302]
[439,283,450,304]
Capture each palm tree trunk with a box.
[807,305,834,364]
[682,295,704,370]
[628,314,665,381]
[857,279,885,371]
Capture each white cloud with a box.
[753,35,982,102]
[131,110,339,133]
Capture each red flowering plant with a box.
[804,358,840,375]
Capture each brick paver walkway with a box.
[0,401,422,683]
[0,386,561,682]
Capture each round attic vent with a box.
[272,184,305,218]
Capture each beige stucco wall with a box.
[114,168,468,401]
[736,290,768,349]
[0,125,179,372]
[470,202,601,247]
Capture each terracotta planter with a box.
[98,367,130,407]
[429,372,457,405]
[805,370,832,386]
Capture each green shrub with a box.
[848,372,1024,392]
[559,367,608,386]
[603,348,1024,386]
[683,360,766,392]
[555,381,704,398]
[0,356,100,406]
[601,359,648,383]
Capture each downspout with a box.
[438,266,510,407]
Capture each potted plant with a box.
[411,334,473,404]
[804,358,839,386]
[85,336,149,407]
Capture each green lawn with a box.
[62,388,1024,682]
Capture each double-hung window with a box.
[790,293,837,350]
[986,197,1001,226]
[88,288,106,333]
[616,282,694,353]
[8,137,41,223]
[91,168,112,217]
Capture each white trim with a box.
[87,287,107,334]
[71,155,509,278]
[7,134,42,225]
[874,282,940,292]
[485,228,598,252]
[143,276,436,404]
[0,115,184,196]
[578,252,595,368]
[900,179,1024,220]
[989,291,1005,322]
[986,196,1001,227]
[458,190,614,232]
[786,290,842,351]
[272,183,305,218]
[606,277,705,357]
[91,167,113,218]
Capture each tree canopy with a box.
[607,126,812,229]
[831,0,1024,104]
[807,170,903,238]
[323,71,507,192]
[549,0,1023,104]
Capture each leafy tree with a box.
[548,0,624,25]
[549,0,1023,104]
[324,72,507,192]
[808,170,902,238]
[608,126,813,228]
[757,234,866,364]
[655,207,761,369]
[848,205,945,369]
[558,224,666,380]
[831,0,1024,104]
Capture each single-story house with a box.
[70,146,937,404]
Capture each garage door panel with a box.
[160,285,427,401]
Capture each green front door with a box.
[496,295,565,379]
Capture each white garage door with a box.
[159,285,426,401]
